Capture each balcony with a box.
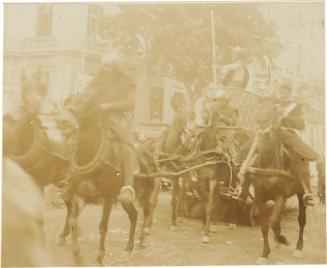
[4,36,107,55]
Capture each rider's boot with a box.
[300,166,314,207]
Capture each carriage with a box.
[154,86,262,226]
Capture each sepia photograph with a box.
[2,1,326,266]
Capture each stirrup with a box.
[303,193,314,206]
[119,186,136,203]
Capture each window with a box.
[87,5,103,38]
[173,91,187,108]
[36,4,53,36]
[150,87,164,121]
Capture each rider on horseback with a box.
[220,46,250,90]
[239,81,323,206]
[61,51,137,203]
[273,81,323,205]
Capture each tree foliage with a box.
[103,3,282,92]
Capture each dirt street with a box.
[44,192,326,266]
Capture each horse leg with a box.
[96,198,113,265]
[293,192,307,258]
[201,179,217,243]
[121,202,138,252]
[227,199,238,229]
[137,203,149,248]
[270,196,289,247]
[198,178,209,228]
[176,176,186,224]
[144,177,161,235]
[69,196,85,266]
[256,203,271,264]
[57,200,72,246]
[170,178,179,231]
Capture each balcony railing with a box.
[4,36,106,54]
[23,36,56,50]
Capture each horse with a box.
[134,140,161,241]
[4,70,71,190]
[56,93,160,265]
[190,123,238,243]
[239,98,310,264]
[155,107,191,230]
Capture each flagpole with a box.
[210,10,217,86]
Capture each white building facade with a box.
[4,3,188,136]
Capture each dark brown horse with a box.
[193,124,237,243]
[240,98,309,264]
[57,95,161,265]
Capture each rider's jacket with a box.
[67,65,136,145]
[221,60,249,89]
[273,96,319,161]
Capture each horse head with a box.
[254,97,285,169]
[20,68,47,116]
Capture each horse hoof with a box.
[277,235,289,246]
[201,235,210,243]
[292,249,303,259]
[55,237,65,247]
[95,259,104,267]
[169,225,177,232]
[256,257,269,265]
[143,227,151,235]
[228,223,237,230]
[124,245,133,253]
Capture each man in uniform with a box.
[220,46,250,90]
[238,81,322,206]
[274,81,323,205]
[60,52,137,203]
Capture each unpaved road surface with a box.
[44,192,326,266]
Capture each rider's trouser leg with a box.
[119,143,137,202]
[292,156,311,192]
[317,160,325,198]
[278,128,321,205]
